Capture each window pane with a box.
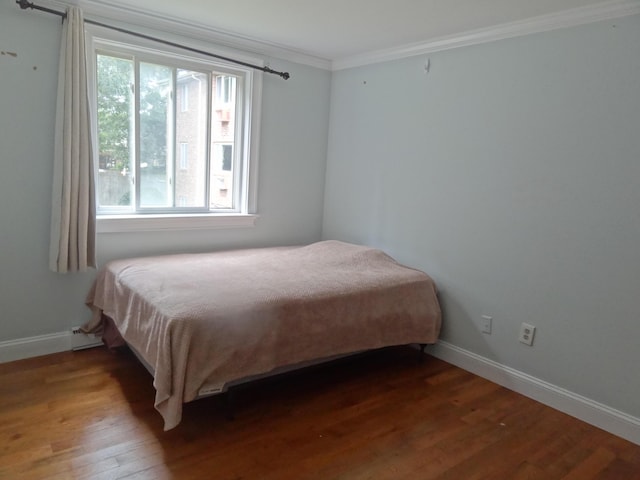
[139,62,172,208]
[222,145,232,171]
[211,75,236,209]
[96,54,134,209]
[175,70,207,208]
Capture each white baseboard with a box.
[0,330,102,364]
[427,341,640,446]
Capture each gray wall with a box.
[0,1,330,341]
[323,14,640,418]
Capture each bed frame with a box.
[127,339,429,420]
[86,241,441,430]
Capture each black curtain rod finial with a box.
[16,0,32,10]
[16,0,67,20]
[266,67,290,80]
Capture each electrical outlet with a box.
[519,323,536,346]
[71,326,102,351]
[481,315,492,334]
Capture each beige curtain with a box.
[49,7,96,273]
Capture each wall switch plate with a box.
[481,315,492,334]
[519,323,536,346]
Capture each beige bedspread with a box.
[85,240,441,430]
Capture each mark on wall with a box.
[1,51,18,58]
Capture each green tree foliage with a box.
[96,56,171,173]
[139,62,170,171]
[97,55,132,172]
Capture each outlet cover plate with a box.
[519,322,536,346]
[481,315,492,334]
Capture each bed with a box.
[85,240,441,430]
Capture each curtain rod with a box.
[16,0,291,80]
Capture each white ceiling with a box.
[97,0,618,61]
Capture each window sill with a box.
[97,213,259,233]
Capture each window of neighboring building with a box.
[221,144,232,171]
[180,83,189,112]
[179,142,189,170]
[87,25,261,230]
[215,75,235,104]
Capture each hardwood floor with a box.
[1,346,639,479]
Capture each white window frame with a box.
[86,24,261,232]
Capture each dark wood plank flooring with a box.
[1,346,639,479]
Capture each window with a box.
[179,142,189,170]
[215,75,235,104]
[219,144,233,171]
[210,144,234,208]
[180,83,189,112]
[88,26,261,230]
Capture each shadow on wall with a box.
[435,288,495,356]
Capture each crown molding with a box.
[332,0,640,71]
[22,0,640,73]
[30,0,332,70]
